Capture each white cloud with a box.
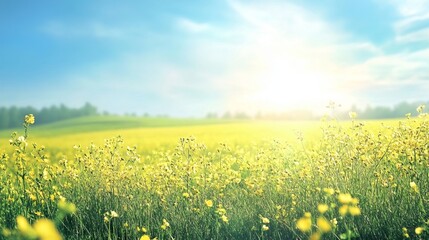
[176,18,210,32]
[387,0,429,17]
[395,27,429,43]
[387,0,429,43]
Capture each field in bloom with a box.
[1,112,429,239]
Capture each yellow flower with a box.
[338,193,352,204]
[29,194,37,201]
[33,218,62,240]
[182,192,190,198]
[260,216,270,224]
[140,234,151,240]
[339,205,349,216]
[316,217,332,233]
[24,114,35,125]
[309,232,321,240]
[262,224,269,231]
[349,112,357,119]
[410,182,419,193]
[110,211,119,218]
[415,227,424,235]
[221,215,229,223]
[317,204,329,214]
[58,200,76,214]
[417,105,425,114]
[296,212,312,232]
[16,216,37,238]
[331,218,338,227]
[323,188,335,195]
[161,219,170,230]
[402,227,410,238]
[205,199,213,207]
[349,206,361,216]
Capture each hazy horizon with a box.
[1,1,428,117]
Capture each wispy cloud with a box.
[41,20,125,39]
[389,0,429,42]
[176,18,210,32]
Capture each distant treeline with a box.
[338,101,428,120]
[0,103,98,129]
[206,101,429,120]
[0,100,427,130]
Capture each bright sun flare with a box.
[251,54,335,112]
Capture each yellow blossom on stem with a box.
[349,206,361,216]
[296,212,312,232]
[317,204,329,214]
[140,234,151,240]
[33,218,62,240]
[262,224,269,231]
[16,216,37,238]
[260,216,270,224]
[410,182,419,193]
[317,217,332,233]
[309,232,321,240]
[24,114,35,125]
[415,227,424,235]
[161,219,170,230]
[338,193,352,204]
[339,205,349,216]
[205,199,213,207]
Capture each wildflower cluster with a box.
[1,109,429,239]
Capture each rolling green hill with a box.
[0,115,237,138]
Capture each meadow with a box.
[0,111,428,239]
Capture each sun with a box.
[250,55,333,112]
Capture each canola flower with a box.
[402,227,410,238]
[205,199,213,207]
[338,193,353,204]
[317,204,329,214]
[415,227,424,235]
[309,232,321,240]
[316,217,331,233]
[140,234,151,240]
[296,212,312,232]
[33,219,62,240]
[348,206,361,216]
[261,224,269,231]
[161,219,170,230]
[349,112,357,119]
[410,181,419,193]
[24,114,35,125]
[16,216,37,239]
[260,215,270,224]
[15,216,62,240]
[221,215,229,223]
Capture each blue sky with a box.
[1,0,429,116]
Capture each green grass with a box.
[0,116,237,138]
